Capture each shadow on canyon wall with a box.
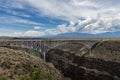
[46,41,120,80]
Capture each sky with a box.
[0,0,120,37]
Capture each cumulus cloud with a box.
[6,10,31,18]
[0,15,43,25]
[44,15,120,35]
[34,26,41,30]
[2,0,120,36]
[14,30,45,37]
[18,0,120,34]
[23,0,99,21]
[45,23,76,35]
[23,30,45,36]
[22,0,120,21]
[0,0,24,9]
[14,14,120,37]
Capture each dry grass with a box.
[0,47,62,80]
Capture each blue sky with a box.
[0,0,120,37]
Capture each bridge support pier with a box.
[43,52,46,62]
[89,49,91,56]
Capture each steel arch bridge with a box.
[0,39,101,61]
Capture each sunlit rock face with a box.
[46,42,120,80]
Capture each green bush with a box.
[0,67,54,80]
[0,75,6,80]
[30,67,45,80]
[29,67,53,80]
[19,76,26,80]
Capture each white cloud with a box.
[23,0,99,21]
[45,23,76,35]
[44,14,120,35]
[15,14,120,37]
[6,10,31,18]
[24,30,45,36]
[14,30,45,37]
[0,15,43,25]
[2,0,120,36]
[17,0,120,35]
[22,0,120,21]
[34,26,41,30]
[0,0,24,9]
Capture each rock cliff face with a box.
[46,41,120,80]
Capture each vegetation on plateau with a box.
[0,47,62,80]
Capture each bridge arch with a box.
[48,42,88,50]
[0,39,101,61]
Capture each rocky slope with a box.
[46,41,120,80]
[0,47,63,80]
